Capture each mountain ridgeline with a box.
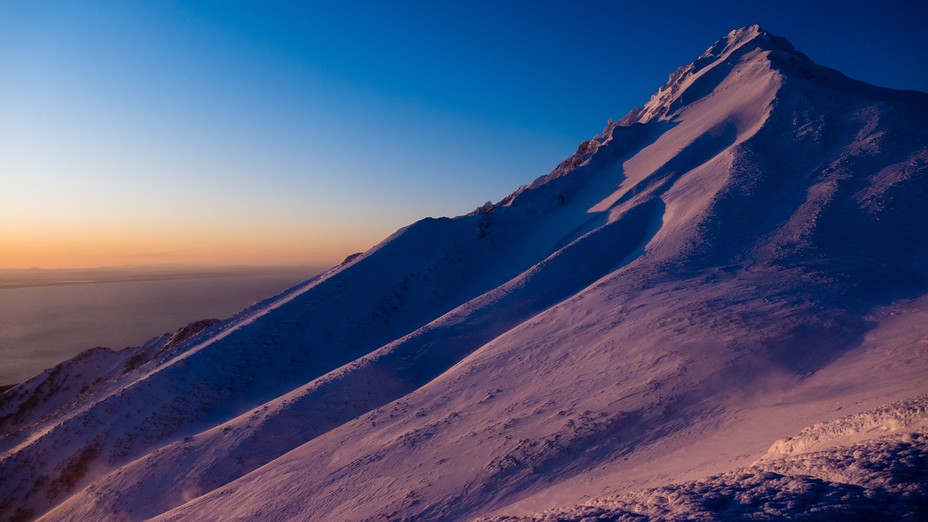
[2,25,927,521]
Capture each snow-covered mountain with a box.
[2,24,927,521]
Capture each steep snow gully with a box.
[2,25,927,521]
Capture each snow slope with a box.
[2,25,927,521]
[483,396,928,521]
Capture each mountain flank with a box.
[2,25,927,521]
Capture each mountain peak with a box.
[724,23,802,55]
[632,25,806,123]
[507,26,827,205]
[722,23,768,49]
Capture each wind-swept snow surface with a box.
[2,25,927,521]
[484,397,928,521]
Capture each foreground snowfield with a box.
[484,396,928,521]
[2,25,927,521]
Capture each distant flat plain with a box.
[0,265,326,386]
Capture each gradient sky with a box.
[2,0,926,269]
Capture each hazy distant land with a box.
[0,265,326,386]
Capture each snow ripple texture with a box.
[485,397,928,521]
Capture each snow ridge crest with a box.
[635,24,803,123]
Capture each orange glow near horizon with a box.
[0,224,386,270]
[0,154,415,270]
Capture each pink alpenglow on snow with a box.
[2,25,927,521]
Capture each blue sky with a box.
[1,0,926,268]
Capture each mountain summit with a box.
[634,24,796,123]
[2,27,927,521]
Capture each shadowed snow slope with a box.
[2,25,927,521]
